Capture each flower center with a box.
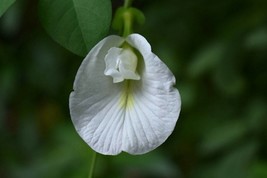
[104,47,140,83]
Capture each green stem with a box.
[122,0,133,37]
[124,0,132,8]
[88,151,97,178]
[122,11,132,37]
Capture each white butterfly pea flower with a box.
[69,34,181,155]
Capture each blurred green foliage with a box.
[0,0,15,17]
[1,0,267,177]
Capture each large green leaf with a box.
[0,0,15,17]
[39,0,112,57]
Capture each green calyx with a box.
[112,7,145,37]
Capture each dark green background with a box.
[1,0,267,177]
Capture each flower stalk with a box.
[124,0,132,8]
[122,11,133,37]
[88,151,97,178]
[112,0,145,38]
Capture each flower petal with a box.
[70,34,181,155]
[126,34,152,58]
[70,35,126,155]
[104,47,123,83]
[121,34,181,154]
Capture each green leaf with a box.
[0,0,15,17]
[248,161,267,178]
[200,121,247,155]
[39,0,112,57]
[188,42,224,78]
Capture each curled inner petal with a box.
[104,47,140,83]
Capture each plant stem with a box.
[122,11,132,37]
[88,151,97,178]
[124,0,132,8]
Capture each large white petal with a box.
[70,35,126,155]
[70,34,181,155]
[122,34,181,154]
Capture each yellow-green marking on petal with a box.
[119,81,134,109]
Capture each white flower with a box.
[69,34,181,155]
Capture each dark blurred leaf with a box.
[111,151,181,178]
[9,125,92,178]
[200,121,247,155]
[178,82,196,109]
[212,43,247,96]
[245,28,267,50]
[0,0,15,17]
[188,43,224,78]
[213,70,246,96]
[39,0,112,57]
[213,141,258,178]
[194,141,258,178]
[245,99,267,132]
[248,161,267,178]
[0,0,23,37]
